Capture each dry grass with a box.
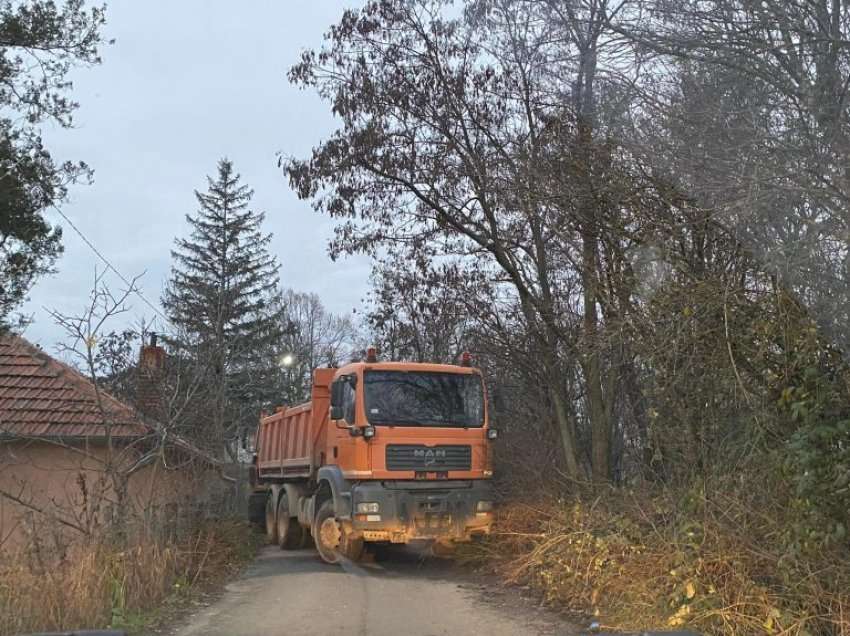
[0,519,258,636]
[466,481,850,635]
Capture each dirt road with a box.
[171,545,576,636]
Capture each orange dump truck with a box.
[246,351,496,564]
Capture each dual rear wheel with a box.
[276,493,308,550]
[265,492,308,550]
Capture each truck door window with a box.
[343,378,356,424]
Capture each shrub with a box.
[0,519,257,636]
[469,478,850,635]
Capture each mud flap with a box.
[248,491,267,525]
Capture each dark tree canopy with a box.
[0,0,107,328]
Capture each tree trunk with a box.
[582,225,610,482]
[550,381,583,479]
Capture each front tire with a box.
[313,499,364,564]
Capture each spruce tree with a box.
[163,159,284,457]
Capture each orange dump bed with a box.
[255,368,334,480]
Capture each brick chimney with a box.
[137,333,165,420]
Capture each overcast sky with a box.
[20,1,370,351]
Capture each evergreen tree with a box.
[163,158,284,457]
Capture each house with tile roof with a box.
[0,334,227,551]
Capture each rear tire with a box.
[265,494,278,544]
[276,494,305,550]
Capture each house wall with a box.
[0,440,227,553]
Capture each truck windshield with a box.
[364,371,485,427]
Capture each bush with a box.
[468,478,850,635]
[0,519,258,636]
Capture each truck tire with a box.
[313,499,364,565]
[276,494,305,550]
[265,494,278,544]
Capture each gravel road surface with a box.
[171,544,577,636]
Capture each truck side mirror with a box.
[330,379,345,423]
[330,380,343,408]
[330,375,358,428]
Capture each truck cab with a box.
[322,358,494,558]
[249,352,496,564]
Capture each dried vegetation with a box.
[469,479,850,636]
[0,519,257,636]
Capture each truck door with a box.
[332,376,367,476]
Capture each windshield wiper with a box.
[369,416,477,427]
[416,418,472,427]
[369,417,423,426]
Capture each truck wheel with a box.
[265,494,278,544]
[313,500,364,564]
[342,535,365,562]
[276,494,305,550]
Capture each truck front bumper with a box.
[348,480,493,544]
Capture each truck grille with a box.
[385,444,472,471]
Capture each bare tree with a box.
[367,245,476,364]
[0,270,234,548]
[274,289,359,404]
[613,0,850,356]
[0,271,162,541]
[285,0,675,480]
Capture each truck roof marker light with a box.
[366,347,378,363]
[461,351,472,367]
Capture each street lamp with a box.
[279,353,296,404]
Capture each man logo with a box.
[414,448,447,466]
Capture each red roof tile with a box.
[0,335,149,440]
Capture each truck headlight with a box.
[356,502,380,514]
[476,501,493,513]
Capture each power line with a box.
[51,206,174,327]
